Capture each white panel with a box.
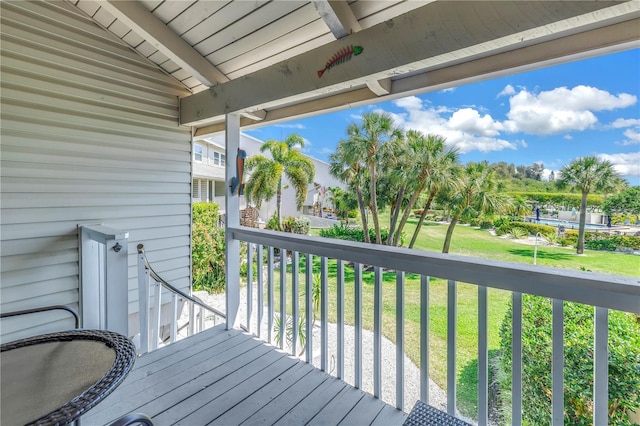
[0,1,192,341]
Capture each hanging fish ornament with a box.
[318,45,363,78]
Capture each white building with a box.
[195,133,343,221]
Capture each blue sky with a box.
[245,49,640,185]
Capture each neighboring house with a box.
[199,133,344,221]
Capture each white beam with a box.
[312,0,361,39]
[181,1,639,126]
[366,78,392,96]
[98,0,229,86]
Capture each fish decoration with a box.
[318,45,363,78]
[230,148,246,196]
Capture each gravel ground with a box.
[189,287,458,416]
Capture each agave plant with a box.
[509,227,529,240]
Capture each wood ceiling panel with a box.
[166,1,230,37]
[92,6,116,27]
[209,3,321,65]
[148,0,196,23]
[223,29,334,79]
[356,1,431,29]
[107,19,131,38]
[187,1,277,53]
[74,0,100,18]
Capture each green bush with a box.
[586,239,617,251]
[480,220,494,229]
[266,213,281,231]
[282,216,310,235]
[498,295,640,425]
[319,224,390,244]
[509,227,529,239]
[192,202,226,293]
[510,221,557,237]
[561,230,640,251]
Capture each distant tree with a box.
[327,186,358,224]
[603,186,640,215]
[557,156,620,254]
[329,138,371,242]
[442,163,510,253]
[548,170,555,182]
[345,111,403,244]
[244,134,315,229]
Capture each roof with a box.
[71,1,640,135]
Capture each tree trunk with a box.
[356,187,370,243]
[442,213,459,253]
[409,192,435,249]
[369,163,382,244]
[577,192,588,254]
[276,180,283,230]
[394,187,423,246]
[387,187,406,246]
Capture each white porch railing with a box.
[229,226,640,426]
[136,244,225,354]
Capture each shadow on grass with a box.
[507,248,573,261]
[457,349,502,421]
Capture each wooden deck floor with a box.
[84,325,406,425]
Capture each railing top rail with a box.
[230,227,640,314]
[137,244,226,319]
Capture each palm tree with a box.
[244,134,315,228]
[442,163,509,253]
[329,138,370,242]
[347,111,403,244]
[408,146,459,249]
[557,157,619,254]
[391,132,458,246]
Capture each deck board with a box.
[82,325,405,425]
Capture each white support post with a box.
[137,250,150,354]
[79,225,129,336]
[225,113,241,330]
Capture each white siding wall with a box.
[0,1,192,341]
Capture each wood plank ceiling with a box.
[69,1,640,135]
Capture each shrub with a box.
[480,220,494,230]
[493,216,512,229]
[192,202,226,293]
[266,213,281,231]
[319,224,390,244]
[509,227,528,239]
[291,216,310,234]
[495,224,511,236]
[509,221,557,237]
[586,239,617,251]
[497,295,640,425]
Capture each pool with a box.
[525,218,608,230]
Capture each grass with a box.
[260,216,638,419]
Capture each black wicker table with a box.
[1,329,136,426]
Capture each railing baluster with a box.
[420,275,430,404]
[552,298,564,426]
[170,294,178,343]
[374,266,382,399]
[354,262,363,389]
[188,301,195,337]
[257,245,263,339]
[267,246,274,344]
[337,259,344,379]
[305,253,313,364]
[246,243,253,333]
[152,281,161,351]
[447,279,457,416]
[321,256,328,372]
[279,247,287,351]
[478,285,488,426]
[199,306,204,332]
[512,292,523,426]
[292,251,299,356]
[396,271,405,411]
[137,254,150,354]
[594,307,608,426]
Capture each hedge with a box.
[495,221,557,237]
[507,192,604,209]
[497,295,640,425]
[192,202,226,293]
[319,224,390,244]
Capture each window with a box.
[220,154,226,167]
[208,149,216,165]
[194,144,203,162]
[192,179,200,199]
[213,152,220,166]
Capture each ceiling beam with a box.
[181,1,640,127]
[98,0,229,86]
[312,0,361,39]
[193,19,640,137]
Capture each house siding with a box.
[0,1,192,341]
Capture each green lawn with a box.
[267,218,637,418]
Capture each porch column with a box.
[225,113,241,329]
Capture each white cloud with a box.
[564,134,574,140]
[504,85,637,135]
[275,123,306,129]
[349,113,362,121]
[440,87,456,93]
[615,128,640,146]
[497,84,516,98]
[447,108,504,137]
[611,118,640,128]
[393,96,423,111]
[596,152,640,177]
